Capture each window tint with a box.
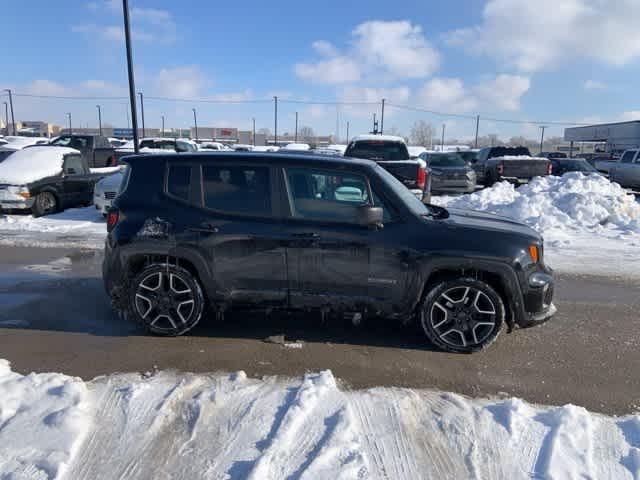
[620,151,636,163]
[286,168,373,223]
[63,154,85,175]
[141,140,176,150]
[202,165,271,215]
[345,141,409,160]
[167,165,191,200]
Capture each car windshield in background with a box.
[457,151,477,163]
[347,141,409,160]
[559,159,598,172]
[428,153,467,167]
[51,136,88,149]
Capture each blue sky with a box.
[2,0,639,141]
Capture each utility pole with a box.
[2,102,8,136]
[3,89,15,135]
[274,96,278,146]
[96,105,102,136]
[161,115,165,137]
[474,115,480,148]
[346,121,349,144]
[372,113,378,134]
[441,123,445,151]
[539,126,547,154]
[380,98,385,134]
[138,92,145,138]
[294,111,298,142]
[192,108,198,141]
[67,113,72,134]
[252,117,256,146]
[122,0,140,152]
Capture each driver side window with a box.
[63,155,85,175]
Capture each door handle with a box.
[291,232,320,239]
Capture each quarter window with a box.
[167,165,191,200]
[285,168,372,223]
[620,151,636,164]
[202,165,271,215]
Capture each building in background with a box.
[4,121,61,137]
[190,127,238,143]
[564,120,640,155]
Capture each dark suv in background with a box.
[103,152,555,353]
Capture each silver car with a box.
[610,149,640,190]
[420,152,476,194]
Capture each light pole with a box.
[252,117,256,146]
[441,123,446,151]
[122,0,140,152]
[474,115,480,148]
[192,108,198,141]
[96,105,102,136]
[3,89,15,135]
[67,113,72,134]
[274,96,278,146]
[295,111,298,142]
[161,115,165,137]
[138,92,145,138]
[2,102,8,136]
[380,98,385,134]
[346,121,349,144]
[539,126,547,154]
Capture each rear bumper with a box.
[431,180,476,194]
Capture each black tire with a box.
[31,191,58,218]
[129,263,205,336]
[421,277,504,353]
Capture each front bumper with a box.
[0,189,34,210]
[518,267,556,327]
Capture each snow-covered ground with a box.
[432,173,640,279]
[0,173,638,277]
[0,361,638,480]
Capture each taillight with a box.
[417,166,426,189]
[547,162,553,175]
[108,156,116,167]
[497,163,504,175]
[106,209,119,232]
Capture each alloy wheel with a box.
[429,286,498,349]
[134,271,198,334]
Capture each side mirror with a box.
[358,205,383,229]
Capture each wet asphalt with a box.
[0,245,638,415]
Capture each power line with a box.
[386,102,477,120]
[280,99,379,106]
[143,96,272,104]
[12,93,128,100]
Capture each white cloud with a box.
[445,0,640,72]
[583,80,607,91]
[71,24,153,43]
[295,20,439,84]
[417,78,477,114]
[154,66,207,98]
[473,74,530,111]
[294,57,361,85]
[415,74,530,114]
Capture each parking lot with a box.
[1,244,638,416]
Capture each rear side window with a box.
[202,165,271,216]
[620,151,636,163]
[167,165,191,200]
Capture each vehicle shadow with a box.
[0,276,437,352]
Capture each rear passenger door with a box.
[184,161,289,306]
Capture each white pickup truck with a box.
[609,149,640,190]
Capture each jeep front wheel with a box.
[129,264,205,336]
[421,278,504,353]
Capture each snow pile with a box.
[0,360,91,479]
[1,362,638,480]
[433,173,640,277]
[0,147,79,184]
[0,207,106,248]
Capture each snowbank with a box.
[433,173,640,277]
[0,146,79,184]
[0,362,637,479]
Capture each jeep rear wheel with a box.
[130,264,205,336]
[421,278,504,353]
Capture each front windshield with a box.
[457,151,477,163]
[427,153,467,167]
[374,164,430,215]
[563,159,597,172]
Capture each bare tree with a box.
[409,120,434,147]
[298,126,315,139]
[257,128,271,136]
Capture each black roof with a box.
[124,151,378,170]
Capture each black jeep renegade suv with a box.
[103,152,555,353]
